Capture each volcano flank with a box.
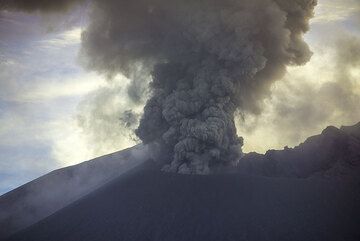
[2,123,360,241]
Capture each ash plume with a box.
[2,0,317,174]
[80,0,316,174]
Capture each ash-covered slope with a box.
[0,145,149,239]
[7,162,360,241]
[238,123,360,179]
[3,123,360,241]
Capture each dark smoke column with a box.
[81,0,317,174]
[138,60,246,174]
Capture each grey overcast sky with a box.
[0,0,359,194]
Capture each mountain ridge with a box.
[7,162,360,241]
[1,122,359,240]
[238,122,360,179]
[0,145,149,239]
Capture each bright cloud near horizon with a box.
[0,0,360,194]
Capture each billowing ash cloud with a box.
[237,30,360,152]
[0,0,84,12]
[79,0,316,174]
[2,0,317,174]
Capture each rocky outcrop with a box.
[238,123,360,179]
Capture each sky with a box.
[0,0,359,194]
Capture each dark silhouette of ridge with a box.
[1,122,360,241]
[7,162,360,241]
[238,122,360,179]
[0,145,148,239]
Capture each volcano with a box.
[1,123,360,241]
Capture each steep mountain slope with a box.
[2,123,360,240]
[7,165,360,241]
[238,123,360,179]
[0,145,149,239]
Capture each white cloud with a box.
[45,117,95,166]
[17,73,103,102]
[0,113,21,136]
[75,75,142,160]
[0,10,106,195]
[238,39,360,153]
[313,0,360,23]
[38,27,82,48]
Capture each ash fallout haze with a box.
[0,0,359,189]
[0,0,360,240]
[6,0,317,174]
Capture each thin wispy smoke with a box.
[76,79,143,157]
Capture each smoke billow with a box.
[236,29,360,153]
[2,0,317,174]
[78,0,316,174]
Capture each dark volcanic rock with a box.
[238,123,360,179]
[2,123,360,241]
[341,122,360,140]
[7,164,360,241]
[0,145,148,239]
